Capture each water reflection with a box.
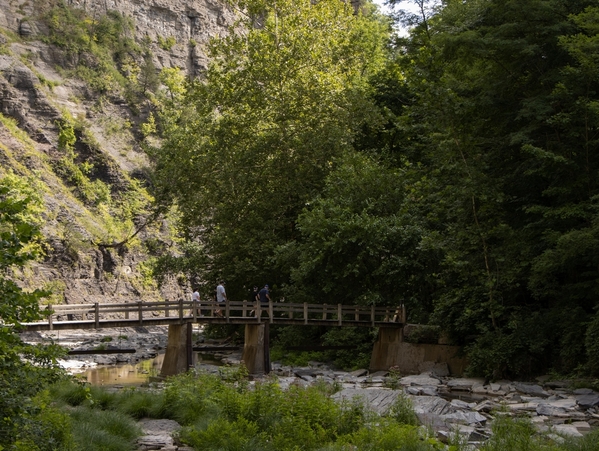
[80,353,223,386]
[81,354,165,386]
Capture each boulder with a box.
[577,394,599,409]
[514,383,550,398]
[536,404,570,417]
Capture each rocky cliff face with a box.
[0,0,233,306]
[1,0,234,75]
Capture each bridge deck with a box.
[21,300,405,331]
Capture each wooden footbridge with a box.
[22,299,406,376]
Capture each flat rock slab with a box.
[446,378,486,390]
[514,383,550,398]
[400,374,441,386]
[138,419,181,435]
[411,396,454,416]
[332,388,400,415]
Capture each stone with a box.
[571,421,592,432]
[446,378,486,390]
[508,402,539,412]
[411,396,453,416]
[553,424,584,438]
[577,394,599,409]
[349,369,368,377]
[471,383,488,394]
[536,404,570,417]
[417,361,450,377]
[369,370,388,378]
[514,383,550,398]
[472,400,499,413]
[573,388,594,395]
[451,399,474,409]
[421,386,440,396]
[293,368,317,378]
[331,388,400,415]
[442,411,487,426]
[399,374,441,386]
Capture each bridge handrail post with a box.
[125,301,129,320]
[269,300,273,324]
[355,306,359,321]
[94,303,100,329]
[225,299,230,323]
[178,298,183,320]
[371,305,375,327]
[338,304,342,326]
[193,299,198,321]
[322,304,327,320]
[303,302,308,325]
[138,301,143,325]
[165,299,170,317]
[47,304,53,330]
[256,302,261,321]
[242,300,247,317]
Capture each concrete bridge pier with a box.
[242,323,271,375]
[369,326,404,372]
[160,323,195,377]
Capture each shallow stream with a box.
[79,353,222,386]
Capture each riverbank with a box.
[21,327,599,449]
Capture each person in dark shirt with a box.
[259,285,270,305]
[258,284,271,318]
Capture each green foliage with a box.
[404,325,441,345]
[585,311,599,375]
[43,4,141,96]
[149,0,390,300]
[0,174,67,449]
[386,393,418,426]
[356,0,599,378]
[157,35,177,51]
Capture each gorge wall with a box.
[0,0,234,307]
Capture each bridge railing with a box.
[32,300,404,330]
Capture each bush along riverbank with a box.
[40,365,599,451]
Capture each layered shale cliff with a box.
[0,0,233,306]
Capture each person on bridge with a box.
[215,281,226,317]
[258,285,271,316]
[192,289,202,316]
[249,286,259,316]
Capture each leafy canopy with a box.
[150,0,390,298]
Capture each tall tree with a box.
[384,0,599,377]
[150,0,389,298]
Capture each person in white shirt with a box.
[192,289,201,316]
[215,281,226,317]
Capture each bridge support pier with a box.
[242,323,270,375]
[160,323,195,377]
[369,326,404,372]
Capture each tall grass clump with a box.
[115,388,165,419]
[561,429,599,451]
[480,416,558,451]
[68,406,141,451]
